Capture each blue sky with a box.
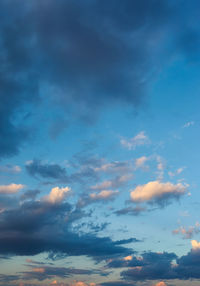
[0,1,200,286]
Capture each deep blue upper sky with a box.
[0,1,200,286]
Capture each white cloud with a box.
[120,131,149,150]
[183,121,194,128]
[130,181,187,204]
[0,183,24,194]
[44,186,71,204]
[191,240,200,251]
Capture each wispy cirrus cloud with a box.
[120,131,149,150]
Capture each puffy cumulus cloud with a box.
[26,160,68,181]
[0,183,24,194]
[130,181,187,205]
[191,239,200,251]
[172,222,200,239]
[120,132,149,150]
[44,186,71,204]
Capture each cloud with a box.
[135,156,149,169]
[90,190,119,201]
[183,121,195,128]
[20,189,40,201]
[191,239,200,251]
[43,186,71,204]
[0,183,24,194]
[172,222,200,239]
[120,240,200,281]
[22,264,106,281]
[130,181,187,206]
[153,282,167,286]
[0,194,131,259]
[26,160,68,181]
[94,161,133,175]
[0,0,200,158]
[91,175,132,191]
[0,165,21,173]
[115,206,146,216]
[78,189,119,208]
[168,167,185,177]
[120,131,149,150]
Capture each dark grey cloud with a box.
[25,160,68,180]
[99,282,136,286]
[115,206,147,216]
[118,247,200,281]
[22,264,107,281]
[0,198,131,260]
[0,0,200,157]
[20,189,40,201]
[121,252,177,281]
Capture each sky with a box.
[0,0,200,286]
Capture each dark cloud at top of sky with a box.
[0,0,200,157]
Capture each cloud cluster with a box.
[172,222,200,239]
[0,186,131,260]
[105,240,200,281]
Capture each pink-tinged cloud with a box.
[0,183,24,194]
[44,186,71,203]
[153,282,167,286]
[191,240,200,251]
[135,156,149,169]
[90,190,119,201]
[130,181,187,204]
[172,222,200,239]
